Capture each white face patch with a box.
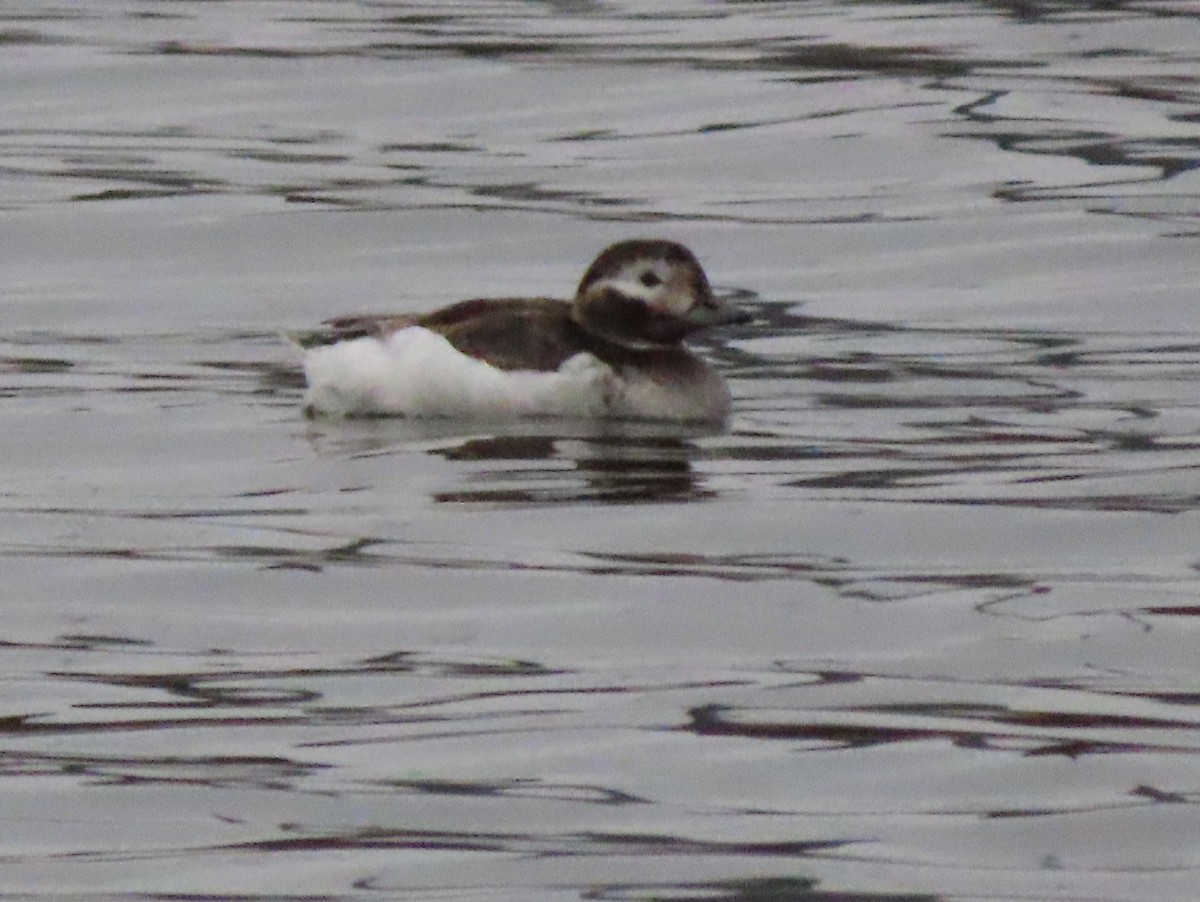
[602,260,695,316]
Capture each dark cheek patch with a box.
[597,289,649,334]
[644,311,692,343]
[607,291,691,343]
[580,287,692,348]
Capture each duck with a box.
[297,238,751,423]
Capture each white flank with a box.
[303,328,608,419]
[302,326,730,422]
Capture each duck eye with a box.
[639,270,662,288]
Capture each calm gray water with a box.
[2,2,1199,900]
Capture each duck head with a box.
[570,239,751,350]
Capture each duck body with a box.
[299,239,749,423]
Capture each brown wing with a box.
[417,299,586,371]
[292,312,419,348]
[298,299,589,372]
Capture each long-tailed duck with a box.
[297,239,751,423]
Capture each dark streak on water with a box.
[2,1,1200,900]
[2,2,1198,231]
[2,320,1198,898]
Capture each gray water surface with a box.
[2,3,1199,900]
